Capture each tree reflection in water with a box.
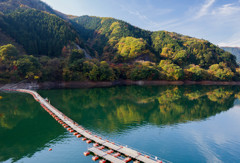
[0,85,239,162]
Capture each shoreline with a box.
[38,80,240,89]
[2,80,240,89]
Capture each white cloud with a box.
[120,4,150,22]
[128,10,148,20]
[218,39,240,47]
[218,31,240,47]
[150,19,179,29]
[119,3,173,27]
[212,4,240,16]
[195,0,216,19]
[211,3,240,47]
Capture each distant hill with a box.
[71,15,236,68]
[221,47,240,62]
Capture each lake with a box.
[0,85,240,163]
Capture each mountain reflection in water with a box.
[0,85,239,162]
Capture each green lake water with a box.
[0,85,240,163]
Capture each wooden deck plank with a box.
[102,142,122,151]
[117,146,140,158]
[136,155,159,163]
[90,136,106,144]
[89,147,125,163]
[88,147,106,157]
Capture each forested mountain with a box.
[71,16,236,68]
[0,0,239,83]
[0,9,78,56]
[0,0,54,14]
[221,47,240,62]
[0,29,26,54]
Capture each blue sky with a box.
[42,0,240,47]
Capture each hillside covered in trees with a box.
[72,16,236,67]
[0,0,239,83]
[0,9,79,56]
[0,0,62,16]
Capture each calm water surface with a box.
[0,85,240,163]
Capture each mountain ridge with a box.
[0,0,55,14]
[71,15,236,68]
[221,46,240,62]
[0,0,239,83]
